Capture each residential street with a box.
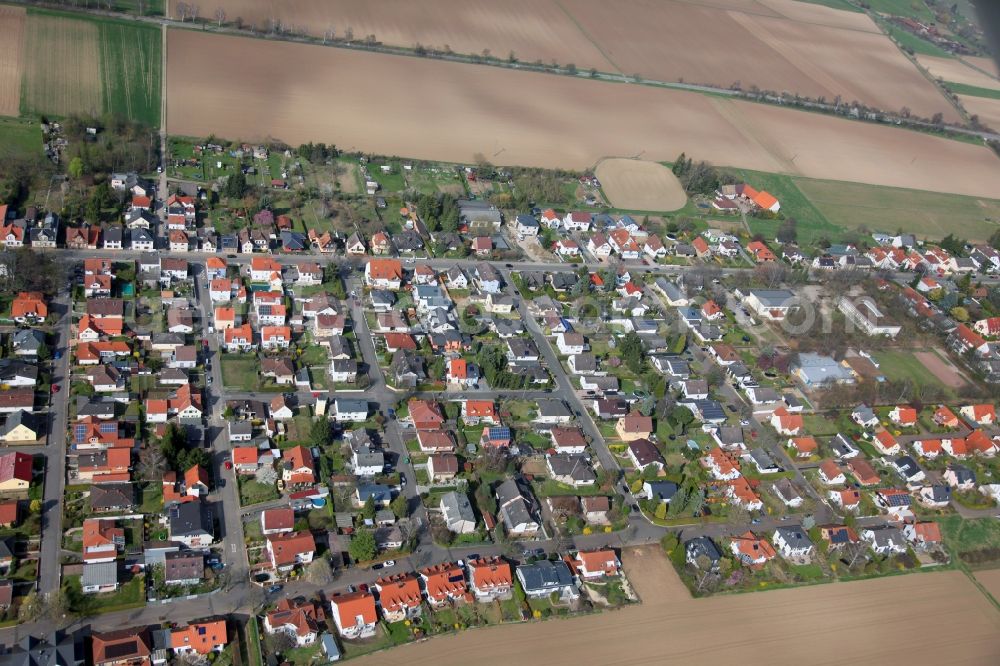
[11,240,909,644]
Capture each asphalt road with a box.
[37,286,73,597]
[15,240,899,642]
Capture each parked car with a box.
[51,384,60,393]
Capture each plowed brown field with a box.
[960,96,1000,132]
[918,55,1000,91]
[353,546,1000,666]
[166,29,1000,199]
[201,0,954,120]
[0,6,25,117]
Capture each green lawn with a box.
[239,478,279,506]
[298,345,329,366]
[729,168,843,246]
[138,482,162,513]
[281,643,321,666]
[0,117,42,161]
[793,176,1000,243]
[64,574,145,615]
[875,350,950,390]
[800,413,840,436]
[938,516,1000,568]
[221,355,259,390]
[946,81,1000,100]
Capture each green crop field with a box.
[796,0,860,11]
[21,10,160,126]
[945,81,1000,100]
[98,21,161,126]
[862,0,935,22]
[884,23,952,57]
[793,177,1000,242]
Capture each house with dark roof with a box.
[515,560,578,600]
[89,484,135,513]
[495,479,539,537]
[163,551,204,586]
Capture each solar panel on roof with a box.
[104,642,139,659]
[884,493,911,507]
[99,422,117,433]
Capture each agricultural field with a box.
[975,568,1000,604]
[97,21,161,126]
[916,54,1000,90]
[21,11,102,118]
[958,95,1000,132]
[594,159,686,212]
[353,545,1000,666]
[0,6,25,117]
[793,177,1000,242]
[728,168,842,246]
[20,10,161,125]
[203,0,953,119]
[861,0,935,21]
[166,29,1000,199]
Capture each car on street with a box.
[372,562,384,570]
[466,554,480,561]
[53,350,62,360]
[266,584,283,594]
[383,560,395,568]
[51,384,60,393]
[505,263,513,268]
[740,419,751,426]
[224,460,232,470]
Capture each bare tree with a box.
[215,7,226,26]
[138,445,167,482]
[304,558,333,585]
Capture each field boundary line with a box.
[551,0,622,77]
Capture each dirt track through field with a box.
[914,350,968,389]
[975,569,1000,605]
[166,29,1000,199]
[203,0,953,119]
[0,7,25,117]
[354,545,1000,665]
[22,13,102,117]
